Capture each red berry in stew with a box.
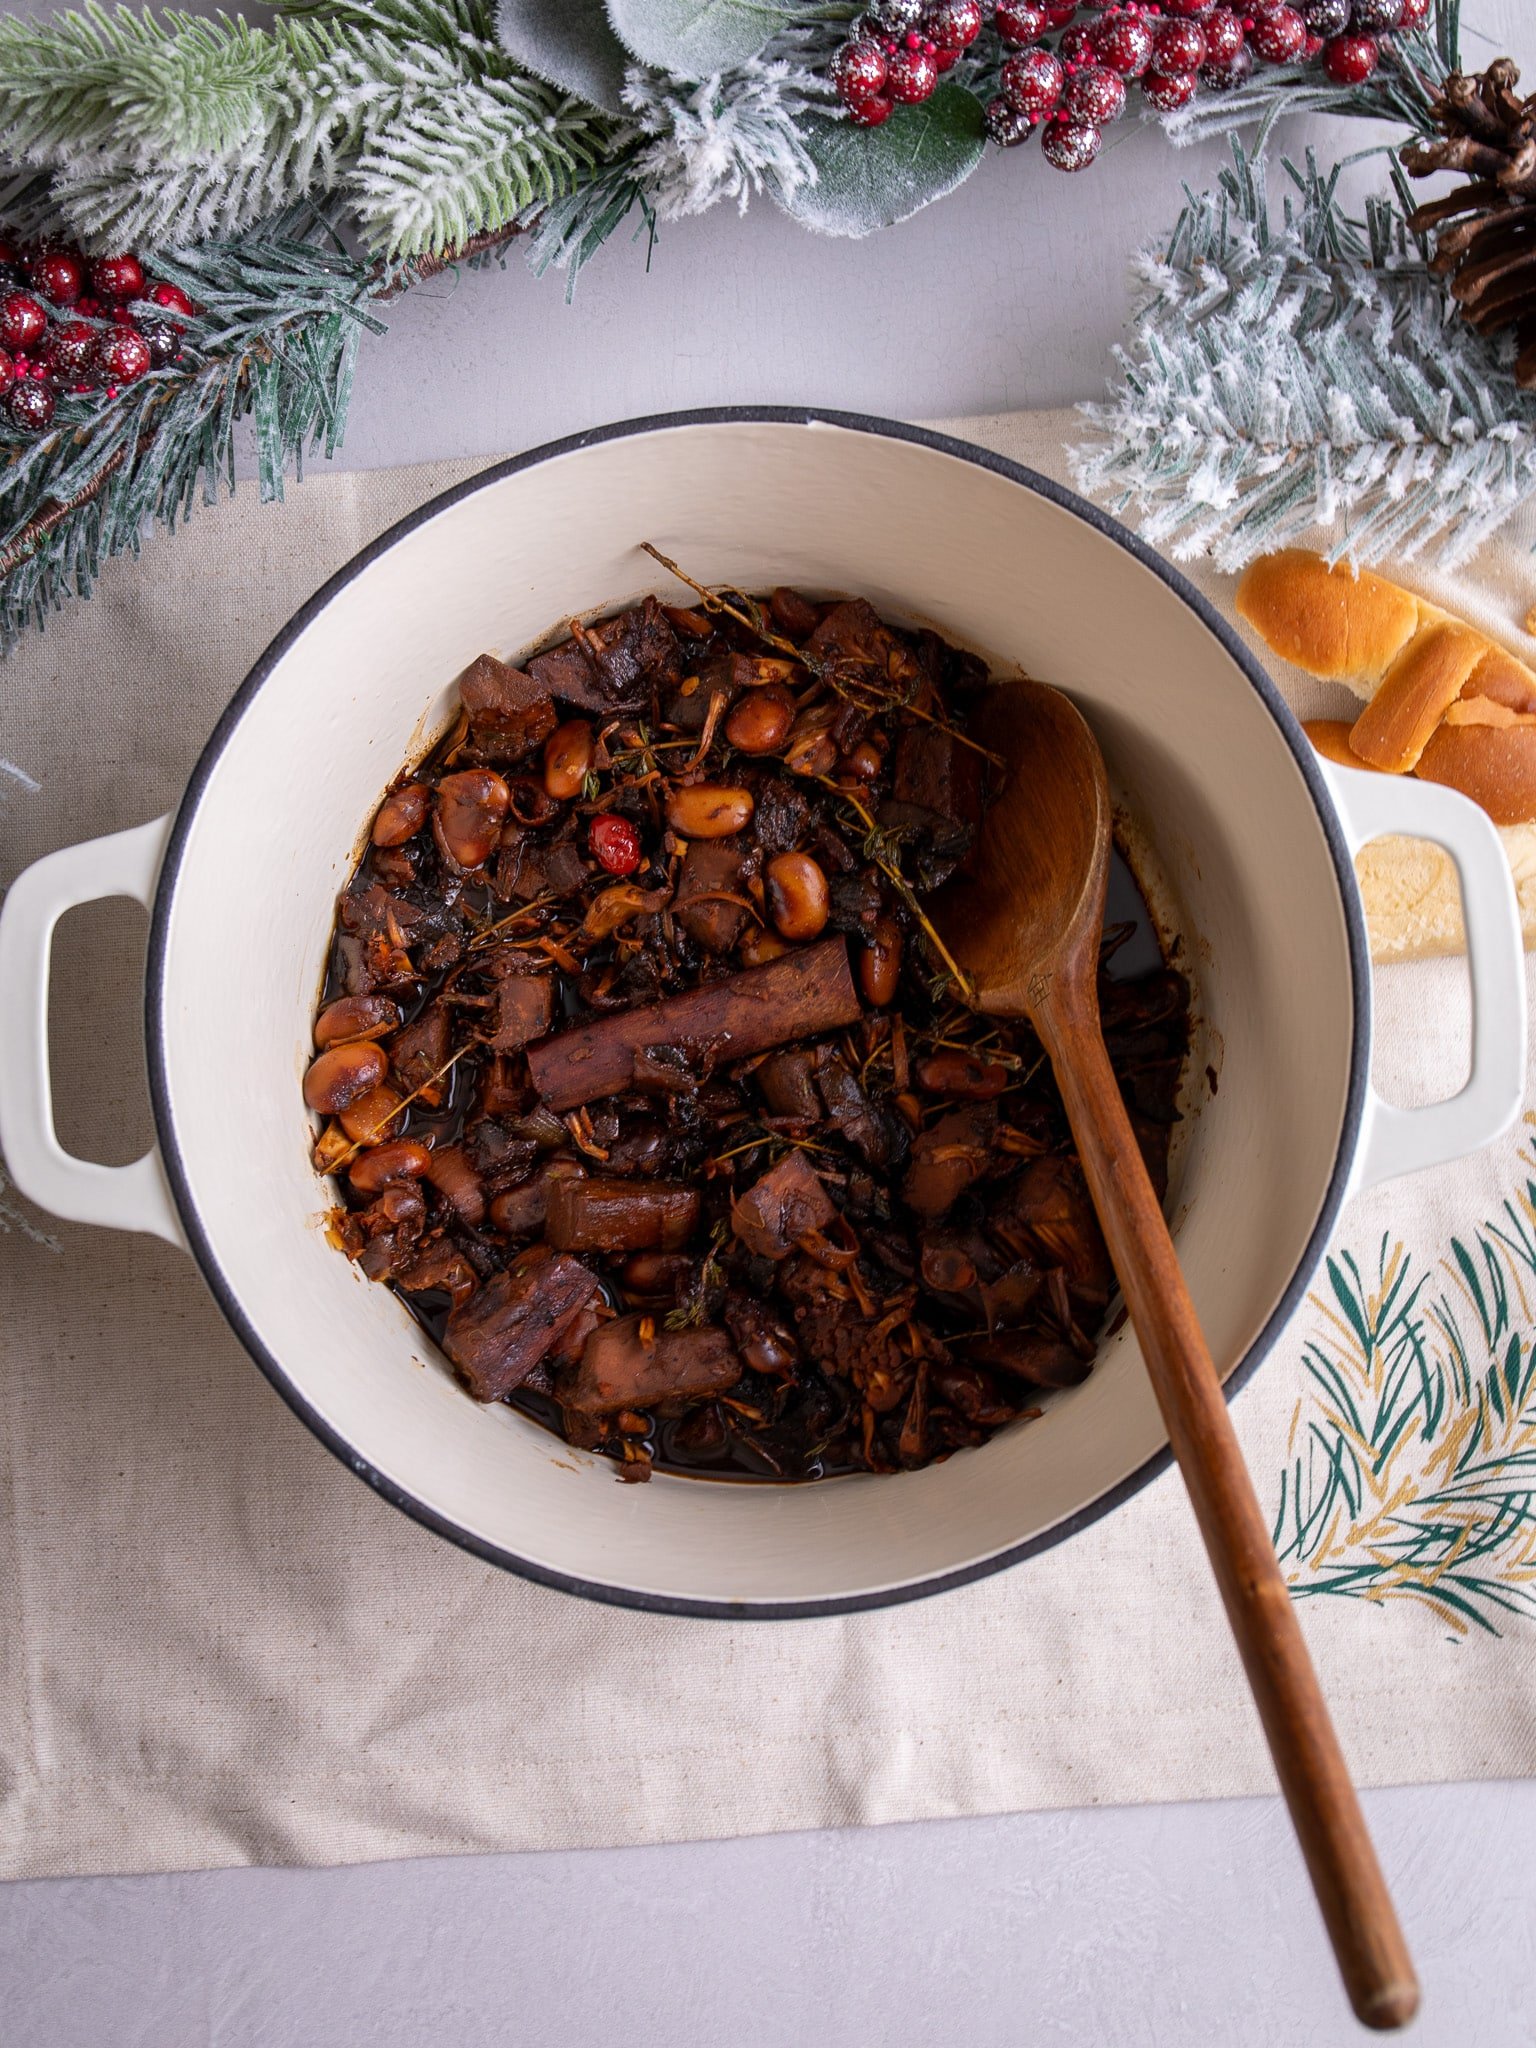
[590,811,642,875]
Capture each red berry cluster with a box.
[833,0,1429,168]
[830,1,986,127]
[0,237,198,435]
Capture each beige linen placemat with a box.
[3,409,1535,1882]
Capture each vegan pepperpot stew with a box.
[307,579,1191,1482]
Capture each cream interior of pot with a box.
[155,419,1358,1608]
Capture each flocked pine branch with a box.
[0,205,387,645]
[0,1,623,259]
[622,53,830,220]
[1070,142,1536,573]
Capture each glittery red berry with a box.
[847,92,896,125]
[1001,46,1065,114]
[1348,0,1402,29]
[0,292,47,353]
[1161,0,1216,14]
[139,318,182,367]
[1042,1,1078,22]
[1092,12,1155,76]
[0,347,12,394]
[1041,119,1102,171]
[1204,42,1257,85]
[985,95,1037,145]
[7,378,56,431]
[1153,18,1207,67]
[1063,63,1127,123]
[887,41,939,102]
[1058,22,1097,60]
[1397,0,1430,22]
[1322,30,1378,80]
[1203,8,1247,60]
[43,318,97,384]
[926,0,982,52]
[590,813,642,876]
[148,280,197,319]
[1251,5,1306,58]
[32,249,85,307]
[994,0,1049,43]
[89,254,146,302]
[1141,66,1200,108]
[93,327,152,384]
[831,36,888,106]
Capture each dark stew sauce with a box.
[306,585,1191,1483]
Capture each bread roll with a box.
[1303,718,1361,767]
[1234,550,1420,686]
[1416,721,1536,826]
[1348,621,1488,772]
[1238,548,1536,960]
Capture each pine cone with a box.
[1403,60,1536,387]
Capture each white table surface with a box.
[4,3,1534,2041]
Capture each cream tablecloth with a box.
[2,410,1533,1879]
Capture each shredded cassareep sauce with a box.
[305,577,1191,1482]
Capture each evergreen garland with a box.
[0,0,1524,648]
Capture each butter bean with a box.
[621,1252,693,1296]
[372,784,430,847]
[543,718,595,801]
[725,686,795,756]
[915,1049,1009,1100]
[765,852,830,943]
[349,1139,433,1194]
[738,926,790,967]
[339,1083,405,1146]
[433,768,510,870]
[783,709,839,780]
[859,917,903,1007]
[303,1040,386,1115]
[839,741,883,784]
[314,994,401,1050]
[665,783,754,840]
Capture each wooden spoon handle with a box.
[1036,981,1419,2032]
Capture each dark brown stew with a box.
[306,584,1190,1483]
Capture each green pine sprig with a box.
[0,1,627,261]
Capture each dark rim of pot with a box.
[144,406,1371,1622]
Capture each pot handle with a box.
[1321,761,1527,1194]
[0,815,186,1248]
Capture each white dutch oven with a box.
[1,411,1526,1616]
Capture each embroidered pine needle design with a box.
[1273,1127,1536,1637]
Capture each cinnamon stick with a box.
[526,936,862,1111]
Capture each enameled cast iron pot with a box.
[1,410,1526,1617]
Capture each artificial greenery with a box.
[1071,140,1536,572]
[0,0,621,260]
[0,0,1517,647]
[0,203,384,643]
[1274,1133,1536,1637]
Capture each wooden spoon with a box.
[938,680,1419,2032]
